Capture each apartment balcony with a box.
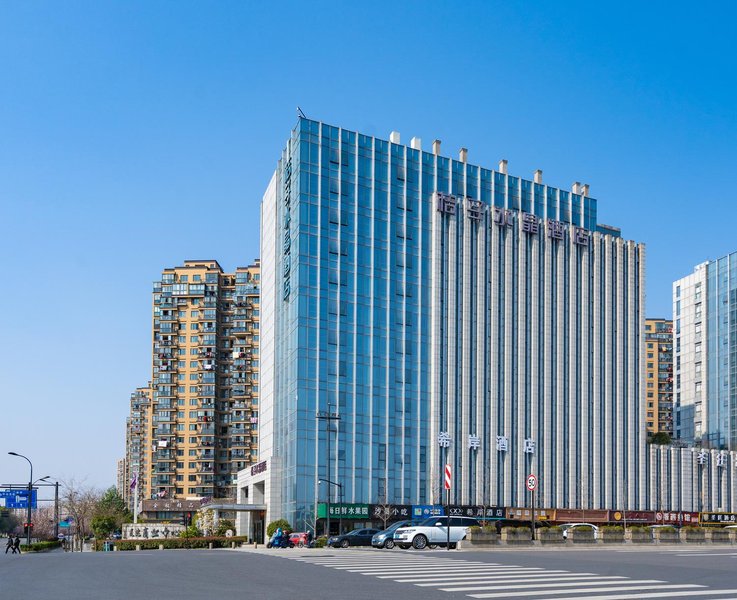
[231,450,247,459]
[198,466,214,473]
[231,412,249,422]
[197,476,215,485]
[197,425,216,435]
[198,451,215,460]
[196,416,215,423]
[153,476,173,486]
[203,298,218,308]
[202,326,217,333]
[154,464,175,474]
[231,327,250,336]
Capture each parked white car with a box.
[394,516,480,549]
[560,523,599,539]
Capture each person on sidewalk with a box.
[5,535,13,554]
[13,536,21,554]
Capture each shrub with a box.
[654,526,676,533]
[20,541,62,552]
[313,535,328,548]
[215,519,235,537]
[626,525,648,532]
[102,536,249,551]
[601,525,624,532]
[573,525,594,532]
[467,526,481,533]
[682,526,702,533]
[266,519,292,538]
[540,525,562,532]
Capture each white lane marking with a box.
[468,584,705,598]
[446,578,666,592]
[398,570,566,583]
[676,553,737,557]
[355,566,537,575]
[433,575,626,588]
[531,591,737,600]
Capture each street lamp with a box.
[8,452,33,547]
[319,479,344,535]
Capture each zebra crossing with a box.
[278,550,737,599]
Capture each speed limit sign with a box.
[526,474,537,491]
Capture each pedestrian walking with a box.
[4,535,13,554]
[13,536,21,555]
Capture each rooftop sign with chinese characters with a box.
[434,191,592,246]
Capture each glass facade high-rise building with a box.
[250,118,646,533]
[674,252,737,449]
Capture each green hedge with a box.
[97,536,249,551]
[20,541,62,552]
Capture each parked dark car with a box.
[372,520,414,549]
[328,528,381,548]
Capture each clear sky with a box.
[1,1,735,490]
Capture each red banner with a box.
[553,509,610,523]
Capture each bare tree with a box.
[61,480,101,552]
[30,506,57,541]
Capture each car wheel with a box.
[412,534,428,550]
[266,542,273,548]
[398,544,410,549]
[428,544,438,549]
[384,539,395,550]
[340,539,349,548]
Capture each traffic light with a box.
[23,522,33,534]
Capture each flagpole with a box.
[132,472,139,524]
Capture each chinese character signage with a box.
[317,503,370,519]
[412,505,445,519]
[0,490,37,510]
[465,199,484,220]
[436,192,457,215]
[523,438,536,454]
[655,511,698,524]
[447,505,506,520]
[438,431,452,448]
[468,434,481,451]
[697,449,709,465]
[370,504,412,521]
[493,207,514,227]
[717,453,728,468]
[496,435,508,452]
[700,512,737,525]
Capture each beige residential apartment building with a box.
[644,318,674,437]
[125,259,260,503]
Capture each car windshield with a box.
[417,517,444,526]
[385,521,411,531]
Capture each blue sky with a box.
[1,1,735,490]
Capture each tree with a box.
[93,487,132,535]
[266,519,291,537]
[215,519,235,536]
[650,432,672,445]
[0,511,20,535]
[29,506,57,541]
[91,515,117,539]
[61,480,101,551]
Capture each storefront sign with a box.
[655,511,698,524]
[610,510,656,523]
[506,507,552,521]
[317,503,370,519]
[700,512,737,524]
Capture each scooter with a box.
[266,529,294,549]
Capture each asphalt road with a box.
[3,545,737,600]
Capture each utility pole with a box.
[316,406,340,537]
[54,482,59,540]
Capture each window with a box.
[191,311,199,318]
[179,275,188,283]
[193,275,201,282]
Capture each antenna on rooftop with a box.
[297,106,307,119]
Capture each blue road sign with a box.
[0,489,38,509]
